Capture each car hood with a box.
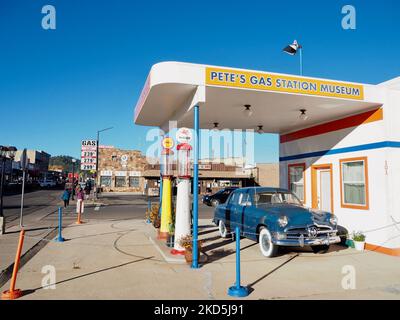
[259,204,332,226]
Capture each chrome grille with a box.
[285,225,335,239]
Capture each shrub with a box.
[352,231,366,242]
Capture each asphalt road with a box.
[2,189,62,227]
[1,190,216,229]
[83,194,216,221]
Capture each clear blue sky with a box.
[1,0,399,163]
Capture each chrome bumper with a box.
[274,235,341,247]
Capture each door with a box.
[312,164,333,212]
[319,170,331,212]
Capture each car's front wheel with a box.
[258,227,278,257]
[218,220,230,238]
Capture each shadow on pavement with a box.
[23,256,154,297]
[246,253,299,293]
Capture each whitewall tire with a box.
[219,220,230,238]
[258,227,278,257]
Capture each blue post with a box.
[191,105,200,269]
[146,198,151,224]
[228,226,248,297]
[158,177,163,218]
[56,207,65,242]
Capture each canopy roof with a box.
[134,62,384,134]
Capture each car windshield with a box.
[253,191,302,206]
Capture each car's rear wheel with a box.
[258,227,278,257]
[311,245,330,254]
[218,220,230,238]
[211,199,220,207]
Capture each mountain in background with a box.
[49,155,81,173]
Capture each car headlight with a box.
[329,215,338,225]
[278,215,289,227]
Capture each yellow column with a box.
[159,177,172,239]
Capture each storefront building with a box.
[97,147,147,193]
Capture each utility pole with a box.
[95,127,113,200]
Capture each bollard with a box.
[227,226,249,297]
[56,207,65,242]
[2,229,25,300]
[76,200,83,225]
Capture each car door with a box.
[224,190,240,230]
[231,190,250,233]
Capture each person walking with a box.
[76,187,85,215]
[61,189,70,208]
[84,180,92,200]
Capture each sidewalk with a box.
[2,214,400,299]
[0,196,102,288]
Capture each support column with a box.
[159,177,172,239]
[192,105,200,268]
[171,178,191,254]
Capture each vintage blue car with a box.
[213,187,340,257]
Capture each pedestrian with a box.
[84,180,92,200]
[61,189,70,208]
[76,187,85,215]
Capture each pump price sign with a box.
[81,139,97,171]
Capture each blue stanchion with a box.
[158,177,163,218]
[55,207,65,242]
[191,104,200,269]
[146,198,151,224]
[227,226,248,297]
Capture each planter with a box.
[354,240,365,251]
[345,239,354,248]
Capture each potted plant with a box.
[178,234,202,264]
[149,204,160,229]
[352,231,366,251]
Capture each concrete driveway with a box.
[1,196,399,300]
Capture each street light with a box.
[71,158,77,200]
[283,40,303,76]
[95,127,113,199]
[0,146,17,234]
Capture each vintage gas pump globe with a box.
[161,148,174,177]
[177,143,192,179]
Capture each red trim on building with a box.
[280,108,383,144]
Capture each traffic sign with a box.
[176,127,192,144]
[162,137,174,149]
[20,148,29,171]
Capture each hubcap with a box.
[262,233,270,252]
[220,222,226,235]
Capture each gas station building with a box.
[134,61,400,256]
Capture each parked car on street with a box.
[213,187,340,257]
[202,187,238,207]
[38,178,57,188]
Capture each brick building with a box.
[97,147,147,193]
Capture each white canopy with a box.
[134,61,384,133]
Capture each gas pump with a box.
[171,143,192,254]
